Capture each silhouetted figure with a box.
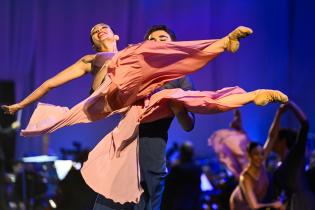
[0,109,20,210]
[0,149,7,210]
[306,150,315,193]
[161,141,203,210]
[55,149,96,210]
[55,167,96,210]
[271,102,315,210]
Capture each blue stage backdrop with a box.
[0,0,314,159]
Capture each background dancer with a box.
[271,102,315,210]
[229,141,284,210]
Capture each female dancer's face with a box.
[147,30,172,42]
[90,23,117,48]
[249,145,264,168]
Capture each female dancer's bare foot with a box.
[225,26,253,53]
[254,90,288,106]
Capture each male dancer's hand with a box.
[169,100,194,131]
[169,100,185,116]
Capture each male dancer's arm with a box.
[286,101,309,146]
[169,101,195,131]
[169,76,195,131]
[287,101,308,130]
[263,101,308,160]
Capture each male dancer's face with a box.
[147,30,172,42]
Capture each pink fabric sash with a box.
[208,129,250,178]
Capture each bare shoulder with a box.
[239,173,246,182]
[240,169,251,182]
[81,54,97,64]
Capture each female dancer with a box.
[2,23,285,116]
[229,142,284,210]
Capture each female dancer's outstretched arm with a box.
[1,55,94,115]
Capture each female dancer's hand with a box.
[1,104,22,115]
[272,200,284,210]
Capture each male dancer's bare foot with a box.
[254,90,288,106]
[225,26,253,53]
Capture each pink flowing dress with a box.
[21,39,248,204]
